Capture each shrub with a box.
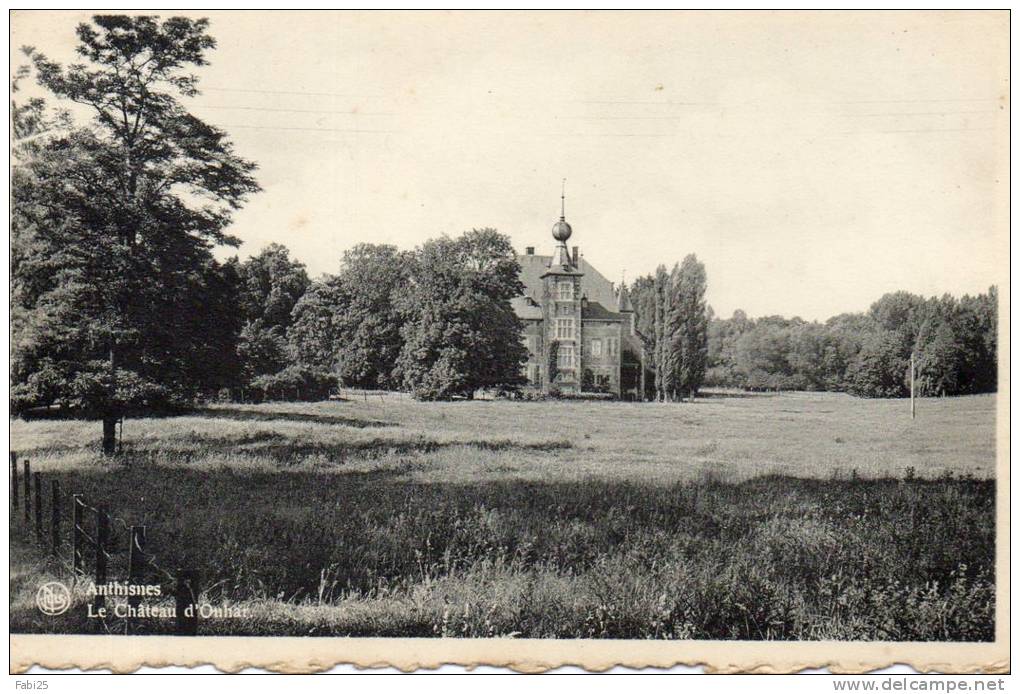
[249,366,337,402]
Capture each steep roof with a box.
[582,301,625,321]
[510,295,543,320]
[517,252,620,308]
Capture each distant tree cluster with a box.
[629,255,709,401]
[702,289,998,398]
[289,229,527,401]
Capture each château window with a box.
[557,344,576,368]
[555,318,574,340]
[557,281,574,301]
[606,337,619,357]
[590,339,602,357]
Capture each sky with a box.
[10,10,1009,321]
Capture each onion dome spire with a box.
[552,178,572,242]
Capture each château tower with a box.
[512,182,648,399]
[539,182,584,391]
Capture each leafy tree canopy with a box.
[12,16,259,434]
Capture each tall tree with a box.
[289,244,408,388]
[652,265,669,401]
[236,244,309,385]
[960,286,998,392]
[670,254,709,400]
[15,16,259,452]
[633,261,709,402]
[705,309,753,388]
[845,330,908,398]
[331,244,406,388]
[628,275,657,399]
[238,243,311,330]
[395,229,527,400]
[734,317,798,391]
[662,263,681,400]
[289,277,351,374]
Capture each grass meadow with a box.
[9,391,996,640]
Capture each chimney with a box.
[571,246,579,266]
[525,246,534,255]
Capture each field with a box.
[9,391,997,640]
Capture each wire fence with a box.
[334,387,393,403]
[10,451,201,635]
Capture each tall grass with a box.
[9,394,996,640]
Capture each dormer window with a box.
[557,280,574,301]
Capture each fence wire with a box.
[11,466,179,587]
[11,454,209,636]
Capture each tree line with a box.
[701,288,998,398]
[9,15,999,459]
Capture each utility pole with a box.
[910,352,916,420]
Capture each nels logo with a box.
[36,581,72,616]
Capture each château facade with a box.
[512,197,646,399]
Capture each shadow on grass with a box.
[696,390,779,400]
[153,435,573,466]
[195,406,396,429]
[13,423,574,465]
[44,432,573,468]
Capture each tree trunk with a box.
[102,415,118,456]
[103,340,118,457]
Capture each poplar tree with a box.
[671,254,709,401]
[652,265,669,401]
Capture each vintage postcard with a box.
[8,10,1009,674]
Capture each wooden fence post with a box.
[33,472,42,538]
[127,525,146,634]
[127,526,146,612]
[72,494,84,578]
[175,569,200,635]
[10,452,17,509]
[23,460,30,523]
[94,503,109,612]
[51,480,60,555]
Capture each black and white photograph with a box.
[8,9,1008,675]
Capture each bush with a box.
[249,365,337,402]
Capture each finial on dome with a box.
[552,178,573,242]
